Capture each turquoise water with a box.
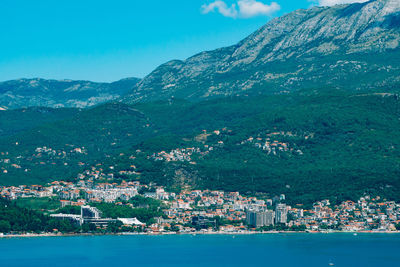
[0,234,399,266]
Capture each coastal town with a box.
[3,127,400,235]
[2,177,400,235]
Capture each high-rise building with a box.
[264,210,275,226]
[246,210,275,228]
[275,204,288,225]
[81,205,102,219]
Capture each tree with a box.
[170,225,180,232]
[107,221,123,233]
[81,223,97,232]
[0,220,11,233]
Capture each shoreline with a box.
[2,230,400,238]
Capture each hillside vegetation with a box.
[1,89,400,205]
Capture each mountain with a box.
[3,1,398,108]
[1,0,400,205]
[0,77,140,109]
[125,0,400,103]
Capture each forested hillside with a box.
[1,89,400,205]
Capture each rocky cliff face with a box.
[0,77,140,109]
[126,0,400,103]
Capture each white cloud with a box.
[238,0,281,17]
[201,0,280,18]
[201,1,238,18]
[314,0,369,6]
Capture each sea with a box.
[0,233,399,266]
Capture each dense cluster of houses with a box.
[241,131,304,156]
[151,147,211,162]
[149,129,231,163]
[2,175,399,233]
[290,196,400,232]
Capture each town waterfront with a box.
[0,234,399,266]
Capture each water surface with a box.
[0,233,399,266]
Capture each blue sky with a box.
[0,0,365,82]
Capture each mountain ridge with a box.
[124,0,400,103]
[0,77,140,109]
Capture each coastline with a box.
[2,230,400,239]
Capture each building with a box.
[81,206,102,219]
[50,206,112,226]
[275,204,288,225]
[192,216,216,229]
[118,218,144,226]
[50,214,83,226]
[246,210,275,228]
[80,205,117,226]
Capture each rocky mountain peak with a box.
[126,0,400,103]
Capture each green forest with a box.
[1,89,400,205]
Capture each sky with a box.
[0,0,368,82]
